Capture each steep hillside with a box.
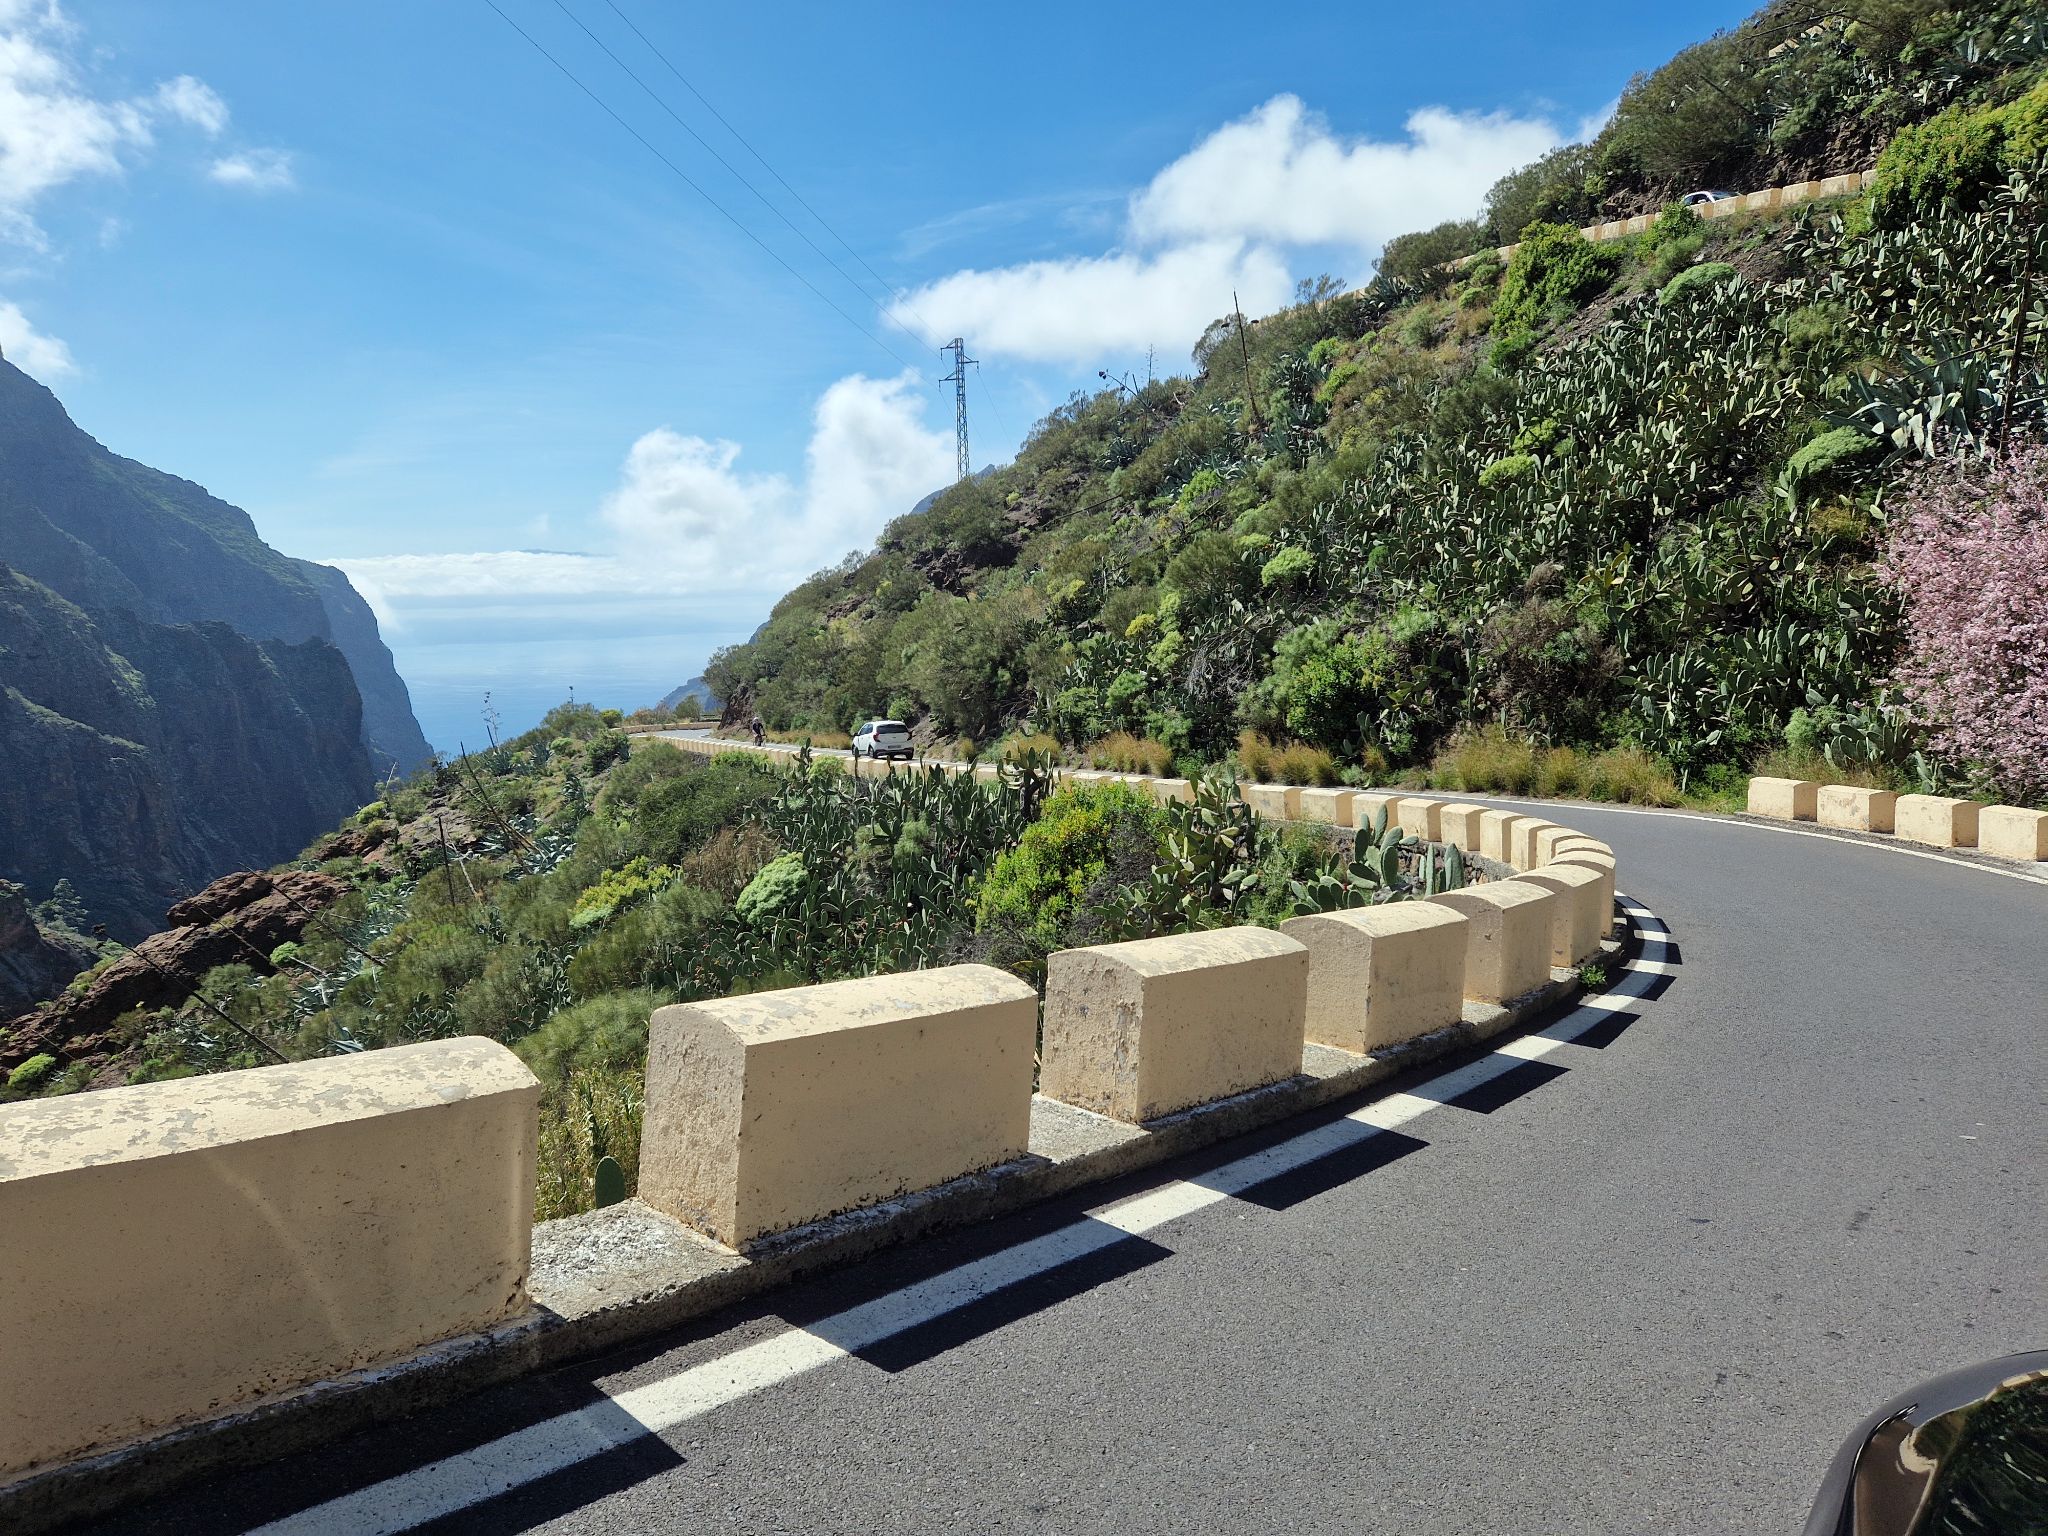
[0,358,429,776]
[0,566,372,937]
[707,11,2047,805]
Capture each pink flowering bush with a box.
[1882,445,2048,804]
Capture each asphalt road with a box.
[97,798,2047,1536]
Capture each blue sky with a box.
[2,0,1750,750]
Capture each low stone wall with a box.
[0,1039,537,1484]
[2,733,1629,1509]
[1748,776,2047,864]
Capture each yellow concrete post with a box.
[1893,794,1980,848]
[1040,928,1309,1124]
[640,966,1038,1247]
[1980,806,2048,861]
[1816,786,1896,832]
[1280,904,1468,1053]
[1748,777,1819,819]
[0,1039,538,1480]
[1428,882,1557,1003]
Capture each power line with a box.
[595,0,949,350]
[547,0,933,360]
[480,0,920,371]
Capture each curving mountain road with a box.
[99,799,2047,1536]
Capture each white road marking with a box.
[253,904,1672,1535]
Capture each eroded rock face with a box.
[0,869,346,1073]
[0,883,93,1016]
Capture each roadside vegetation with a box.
[703,1,2047,816]
[12,1,2048,1228]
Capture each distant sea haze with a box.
[407,671,689,758]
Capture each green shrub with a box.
[1237,729,1275,782]
[735,852,807,924]
[1787,425,1880,491]
[1259,547,1314,587]
[1494,222,1615,334]
[1478,453,1539,490]
[974,784,1167,953]
[534,1063,643,1222]
[1488,326,1537,372]
[1868,95,2012,227]
[7,1053,57,1091]
[1658,261,1737,305]
[515,989,661,1081]
[570,857,676,930]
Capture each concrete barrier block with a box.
[1748,777,1819,820]
[641,966,1037,1247]
[1550,852,1616,927]
[1349,792,1396,831]
[1242,783,1301,820]
[1297,787,1358,824]
[1534,825,1581,864]
[1439,803,1487,851]
[1893,794,1979,849]
[1149,777,1195,804]
[1478,809,1526,864]
[1041,928,1308,1124]
[1280,904,1468,1054]
[1391,797,1442,842]
[1817,785,1897,833]
[1514,820,1560,870]
[1512,864,1609,965]
[1428,882,1558,1003]
[0,1039,537,1480]
[1980,806,2048,862]
[1068,770,1113,786]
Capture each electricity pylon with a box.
[939,337,974,482]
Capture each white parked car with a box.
[849,719,914,761]
[1682,188,1740,207]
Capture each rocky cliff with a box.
[0,355,421,944]
[0,356,430,776]
[0,567,372,938]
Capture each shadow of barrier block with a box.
[1508,863,1607,965]
[1041,928,1308,1124]
[1817,785,1897,832]
[1748,776,1819,820]
[1894,794,1980,849]
[640,966,1038,1249]
[1279,904,1468,1054]
[0,1038,538,1483]
[1428,882,1558,1003]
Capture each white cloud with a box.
[1130,96,1561,251]
[0,296,74,376]
[890,93,1571,367]
[891,239,1294,367]
[335,372,954,633]
[154,74,227,136]
[0,4,265,246]
[208,148,294,193]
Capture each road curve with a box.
[100,796,2047,1536]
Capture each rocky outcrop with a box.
[0,868,346,1073]
[0,882,93,1015]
